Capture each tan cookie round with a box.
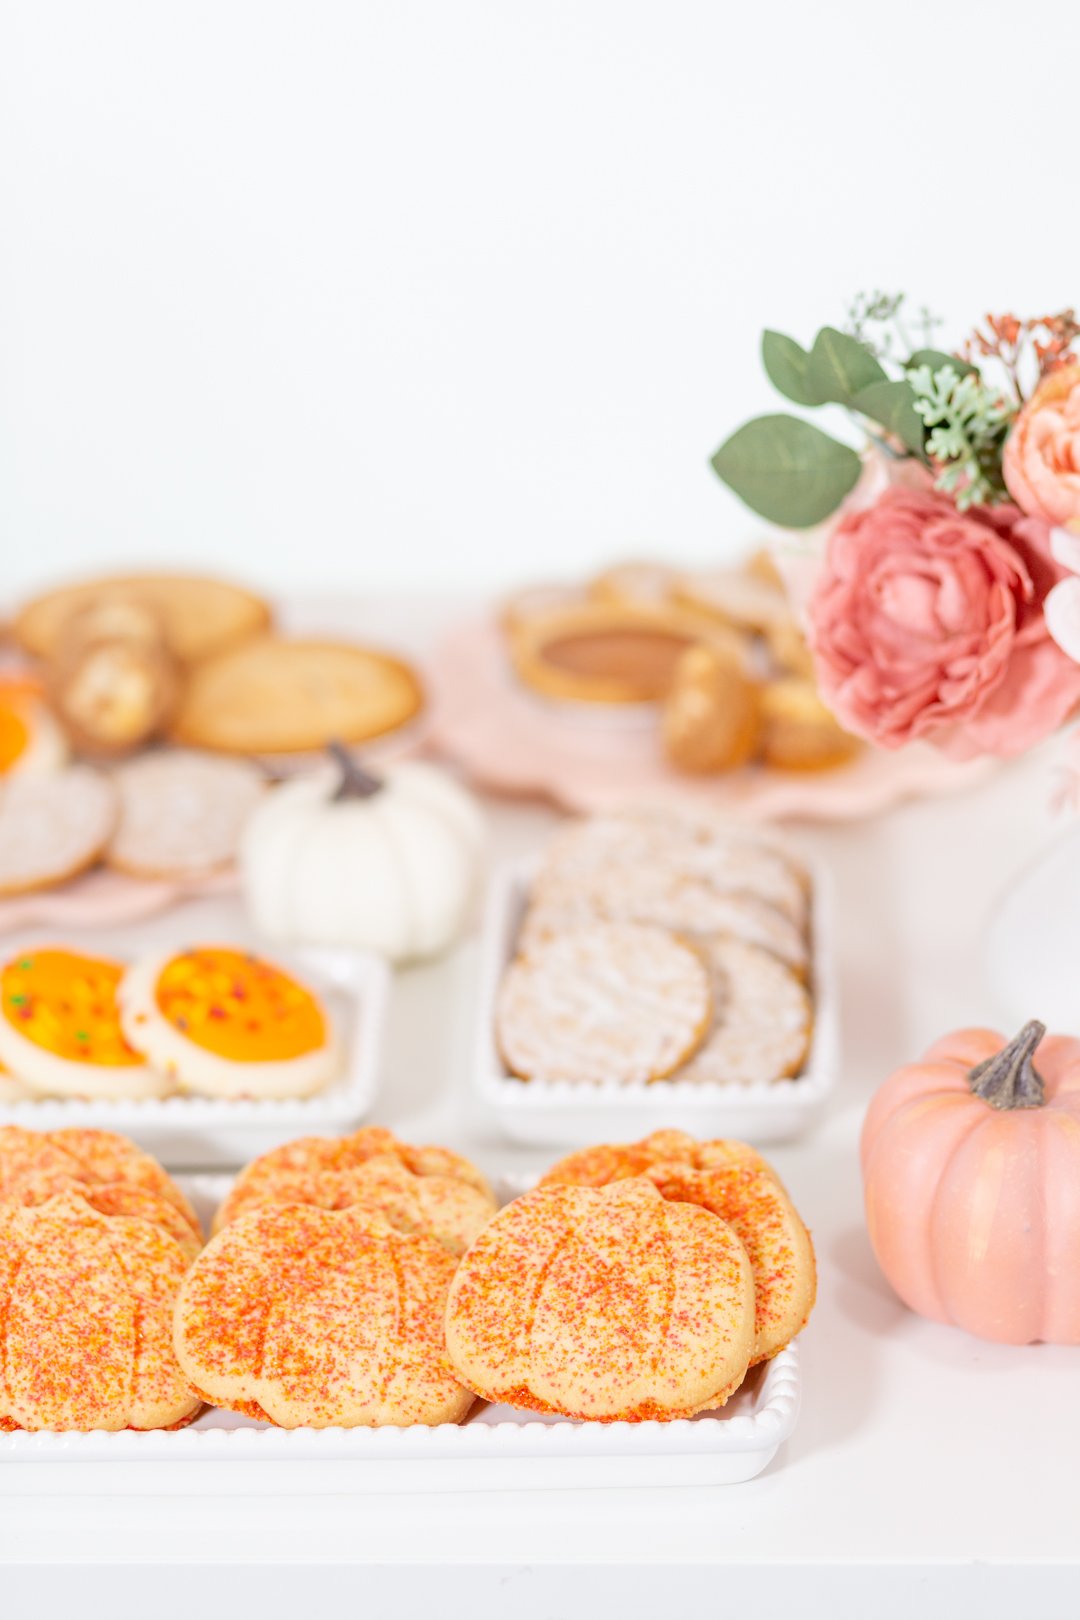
[175,1202,474,1427]
[0,767,117,897]
[674,936,812,1087]
[588,559,679,608]
[444,1178,756,1420]
[171,637,424,755]
[496,922,711,1086]
[106,750,266,880]
[15,572,271,665]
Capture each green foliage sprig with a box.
[908,365,1012,509]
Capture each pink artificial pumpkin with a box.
[860,1021,1080,1344]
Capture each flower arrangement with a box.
[712,295,1080,758]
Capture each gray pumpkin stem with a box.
[327,740,383,802]
[967,1020,1046,1111]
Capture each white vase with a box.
[985,821,1080,1031]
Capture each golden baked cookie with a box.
[213,1127,496,1255]
[674,936,812,1087]
[444,1177,756,1420]
[171,637,424,755]
[588,560,679,609]
[119,946,340,1100]
[763,616,816,681]
[106,750,266,880]
[508,601,720,705]
[661,639,762,774]
[542,1130,817,1364]
[496,922,712,1086]
[674,567,791,636]
[760,678,860,771]
[0,1190,201,1430]
[175,1202,474,1427]
[0,1126,201,1238]
[15,572,271,666]
[44,599,181,757]
[0,767,117,897]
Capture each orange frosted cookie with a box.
[0,1190,201,1430]
[119,946,339,1099]
[0,1126,201,1238]
[214,1127,496,1255]
[542,1131,816,1364]
[175,1202,474,1427]
[0,679,67,779]
[496,922,712,1086]
[444,1178,756,1420]
[0,949,169,1100]
[674,937,812,1087]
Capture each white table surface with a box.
[3,597,1079,1614]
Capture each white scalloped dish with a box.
[474,855,839,1148]
[0,1174,801,1492]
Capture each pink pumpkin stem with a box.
[967,1020,1046,1111]
[327,739,384,802]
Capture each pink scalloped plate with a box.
[428,617,998,822]
[0,865,241,935]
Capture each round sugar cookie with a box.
[106,750,266,880]
[0,1061,35,1103]
[171,637,424,755]
[0,949,169,1100]
[118,946,339,1099]
[0,1126,201,1237]
[14,572,271,665]
[0,680,67,779]
[0,768,117,897]
[496,922,712,1086]
[674,936,812,1087]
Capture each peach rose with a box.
[1003,365,1080,531]
[808,488,1080,757]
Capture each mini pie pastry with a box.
[0,767,117,897]
[508,602,721,705]
[0,949,169,1100]
[661,639,762,774]
[106,749,266,880]
[674,936,812,1087]
[175,1202,474,1427]
[0,1126,201,1238]
[119,946,340,1099]
[0,1190,201,1431]
[15,572,272,666]
[213,1126,496,1255]
[542,1130,816,1364]
[444,1178,756,1420]
[0,679,67,779]
[171,637,424,755]
[499,581,590,636]
[496,922,712,1086]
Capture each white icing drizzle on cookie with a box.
[674,936,811,1087]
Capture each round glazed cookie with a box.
[496,922,712,1086]
[0,768,117,897]
[675,936,812,1087]
[106,750,266,880]
[0,950,169,1100]
[118,946,340,1099]
[171,637,424,755]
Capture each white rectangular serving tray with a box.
[0,943,390,1168]
[474,854,839,1147]
[0,1174,801,1494]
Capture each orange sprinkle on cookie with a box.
[0,1126,202,1238]
[154,948,325,1063]
[444,1178,756,1422]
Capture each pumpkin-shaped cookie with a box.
[0,1126,201,1239]
[444,1178,755,1421]
[0,1191,200,1430]
[542,1131,816,1363]
[175,1202,474,1428]
[213,1128,496,1256]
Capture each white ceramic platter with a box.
[0,1175,801,1493]
[473,855,839,1148]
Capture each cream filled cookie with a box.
[119,946,339,1099]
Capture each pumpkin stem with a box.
[967,1020,1046,1111]
[327,740,384,801]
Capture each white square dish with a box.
[473,855,839,1147]
[0,1174,801,1493]
[0,946,390,1168]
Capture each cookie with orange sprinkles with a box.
[118,945,340,1099]
[174,1201,474,1427]
[0,1189,201,1430]
[444,1177,756,1421]
[542,1130,816,1364]
[0,950,171,1100]
[213,1127,495,1255]
[0,1126,201,1238]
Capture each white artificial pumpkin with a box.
[240,751,486,964]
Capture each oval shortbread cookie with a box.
[14,572,271,665]
[674,936,811,1087]
[106,750,266,880]
[496,922,712,1086]
[0,768,117,897]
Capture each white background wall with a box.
[1,0,1074,600]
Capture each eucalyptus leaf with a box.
[761,330,821,406]
[711,414,862,528]
[851,379,926,455]
[806,326,886,407]
[905,348,977,378]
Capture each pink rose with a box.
[808,488,1080,757]
[1003,365,1080,531]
